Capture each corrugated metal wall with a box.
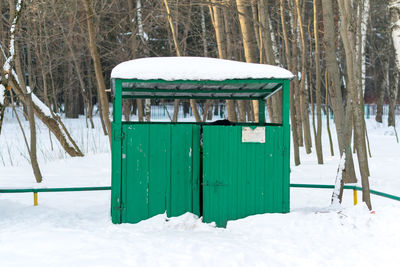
[121,124,200,223]
[118,124,287,226]
[202,125,285,227]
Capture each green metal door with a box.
[120,124,200,223]
[202,125,286,227]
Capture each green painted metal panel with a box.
[191,126,201,216]
[282,80,291,212]
[123,124,149,223]
[111,79,123,224]
[148,124,171,217]
[169,125,198,216]
[202,125,286,227]
[120,124,200,223]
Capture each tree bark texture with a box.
[164,0,201,123]
[236,0,259,122]
[389,0,400,126]
[337,0,371,209]
[209,0,237,122]
[83,0,112,145]
[321,0,356,183]
[295,0,312,154]
[313,0,323,164]
[280,0,300,165]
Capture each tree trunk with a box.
[321,0,356,184]
[389,0,400,127]
[280,0,300,165]
[259,0,282,124]
[0,102,5,135]
[82,0,111,145]
[337,0,371,209]
[313,0,323,164]
[209,0,237,122]
[289,5,304,147]
[14,40,42,183]
[325,71,335,156]
[123,99,132,121]
[164,0,201,122]
[200,5,208,57]
[236,0,259,122]
[375,62,387,123]
[145,99,151,121]
[9,75,83,157]
[388,71,398,127]
[295,0,312,154]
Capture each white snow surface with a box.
[111,57,295,81]
[1,113,400,266]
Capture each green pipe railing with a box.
[0,186,111,206]
[290,183,400,202]
[0,184,399,206]
[0,186,111,193]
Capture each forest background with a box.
[0,0,399,210]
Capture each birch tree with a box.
[389,0,400,127]
[1,0,83,181]
[2,0,42,182]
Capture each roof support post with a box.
[258,98,265,124]
[111,79,123,223]
[282,80,290,212]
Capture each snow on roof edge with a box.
[111,57,295,81]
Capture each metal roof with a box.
[113,78,290,100]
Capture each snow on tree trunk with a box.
[0,84,5,105]
[1,0,22,105]
[331,151,346,207]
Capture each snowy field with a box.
[1,108,400,267]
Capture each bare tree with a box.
[208,0,237,122]
[337,0,371,209]
[82,0,111,145]
[163,0,202,123]
[236,0,259,122]
[295,0,312,154]
[280,0,300,165]
[321,0,357,185]
[312,0,323,164]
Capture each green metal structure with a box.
[111,77,292,227]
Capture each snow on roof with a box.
[111,57,294,81]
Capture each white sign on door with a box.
[242,127,265,143]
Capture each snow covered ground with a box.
[1,108,400,267]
